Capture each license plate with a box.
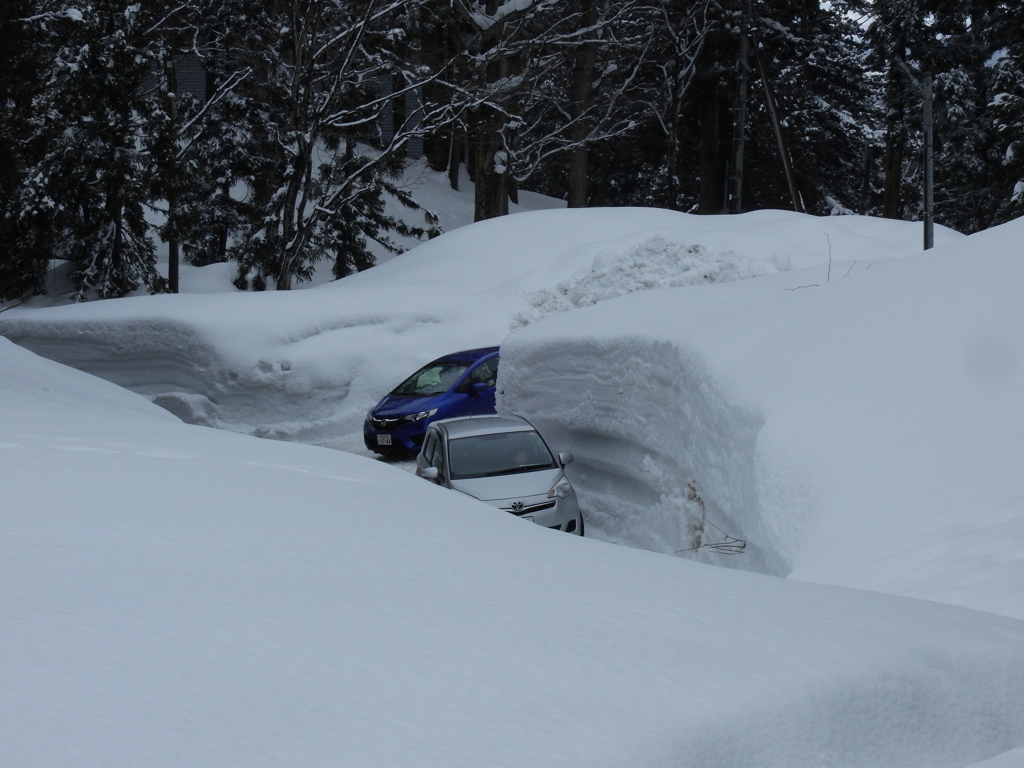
[377,434,392,446]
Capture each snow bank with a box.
[4,337,1024,767]
[0,209,953,452]
[498,216,1024,618]
[511,235,790,329]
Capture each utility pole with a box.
[922,71,934,250]
[896,61,936,250]
[726,0,753,214]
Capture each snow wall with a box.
[0,209,952,452]
[499,216,1024,617]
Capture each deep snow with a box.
[0,207,957,459]
[4,336,1024,768]
[498,215,1024,620]
[3,173,1024,765]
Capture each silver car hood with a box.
[450,468,562,502]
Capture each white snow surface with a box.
[4,336,1024,767]
[498,215,1024,619]
[0,208,955,456]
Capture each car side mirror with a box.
[558,452,574,466]
[469,381,488,395]
[417,466,439,481]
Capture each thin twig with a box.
[826,233,832,282]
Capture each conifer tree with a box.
[0,0,53,301]
[28,1,164,300]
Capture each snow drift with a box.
[0,209,954,453]
[4,336,1024,768]
[498,215,1024,619]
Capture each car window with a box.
[392,361,473,397]
[422,432,437,464]
[448,430,557,480]
[458,357,499,392]
[431,437,445,475]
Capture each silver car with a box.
[415,415,583,535]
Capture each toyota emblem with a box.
[511,501,524,512]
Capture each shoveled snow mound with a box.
[512,235,791,329]
[4,337,1024,768]
[0,209,957,451]
[498,215,1024,619]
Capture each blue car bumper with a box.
[363,419,428,454]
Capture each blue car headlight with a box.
[407,408,438,423]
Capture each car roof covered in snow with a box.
[435,414,534,439]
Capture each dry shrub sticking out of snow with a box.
[511,235,790,329]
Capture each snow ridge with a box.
[511,235,790,329]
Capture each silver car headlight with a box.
[408,408,437,422]
[547,476,573,499]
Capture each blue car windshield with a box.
[392,361,472,397]
[448,431,557,479]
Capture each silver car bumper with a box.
[482,492,581,533]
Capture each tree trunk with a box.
[392,72,407,157]
[882,104,904,219]
[448,130,462,191]
[473,107,508,221]
[215,181,229,262]
[567,0,599,208]
[698,81,722,214]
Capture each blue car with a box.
[364,346,500,455]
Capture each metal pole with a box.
[754,45,804,213]
[728,1,753,214]
[922,71,934,250]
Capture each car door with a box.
[448,356,499,418]
[417,429,446,484]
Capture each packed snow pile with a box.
[0,209,955,452]
[512,235,790,329]
[4,336,1024,768]
[498,215,1024,619]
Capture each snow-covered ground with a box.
[4,336,1024,768]
[0,206,956,458]
[497,216,1024,621]
[4,163,1024,764]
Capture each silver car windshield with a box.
[448,431,557,479]
[391,361,472,397]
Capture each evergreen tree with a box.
[0,0,54,301]
[746,0,875,214]
[991,39,1024,222]
[34,1,165,299]
[932,0,1024,229]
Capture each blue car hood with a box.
[373,394,442,418]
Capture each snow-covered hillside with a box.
[0,209,956,455]
[4,336,1024,768]
[498,215,1024,619]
